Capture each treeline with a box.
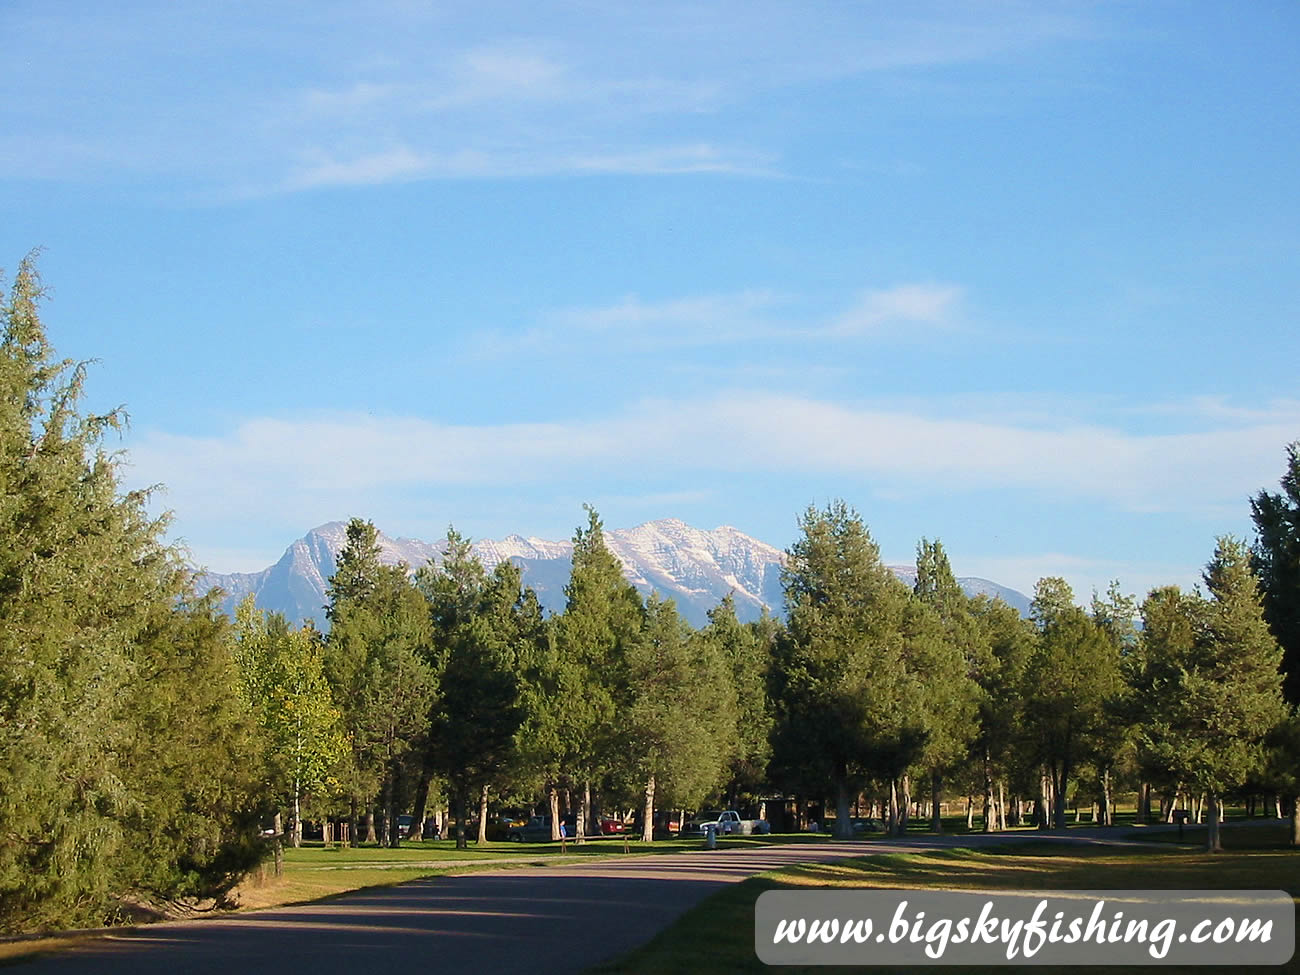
[3,255,1300,935]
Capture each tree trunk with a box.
[455,789,469,850]
[576,781,589,844]
[900,774,911,834]
[272,810,284,877]
[1052,762,1069,831]
[365,809,378,845]
[966,795,974,829]
[548,784,561,841]
[835,777,853,839]
[383,768,398,848]
[349,796,360,848]
[930,771,942,833]
[1206,794,1223,853]
[982,751,994,833]
[411,776,431,841]
[477,783,489,844]
[293,780,303,848]
[1290,795,1300,846]
[997,780,1007,831]
[641,774,655,843]
[888,779,900,836]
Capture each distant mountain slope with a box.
[198,519,1030,628]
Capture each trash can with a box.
[704,823,717,849]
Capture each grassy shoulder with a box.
[590,833,1300,975]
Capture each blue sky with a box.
[3,1,1297,602]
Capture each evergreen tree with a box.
[625,596,737,841]
[1135,540,1287,851]
[1088,582,1140,826]
[0,254,261,931]
[416,530,535,848]
[546,506,644,840]
[325,519,437,846]
[1022,578,1121,829]
[1250,442,1300,703]
[771,501,923,839]
[697,595,773,806]
[911,540,983,832]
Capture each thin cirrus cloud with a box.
[0,3,1095,192]
[124,391,1298,535]
[465,283,964,358]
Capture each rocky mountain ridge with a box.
[199,518,1030,628]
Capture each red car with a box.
[598,817,627,835]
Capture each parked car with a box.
[683,810,771,835]
[486,815,527,841]
[508,816,569,842]
[650,812,682,838]
[597,817,627,835]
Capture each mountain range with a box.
[197,518,1031,629]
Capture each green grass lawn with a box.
[590,829,1300,975]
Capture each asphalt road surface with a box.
[21,831,1156,974]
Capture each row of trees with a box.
[244,510,768,850]
[242,492,1293,861]
[3,252,1299,933]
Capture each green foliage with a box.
[771,501,924,830]
[1022,577,1122,827]
[696,596,773,800]
[324,519,437,832]
[0,254,261,932]
[910,540,982,774]
[548,506,645,783]
[1135,539,1287,798]
[416,530,536,823]
[1250,442,1300,703]
[624,595,737,810]
[234,598,347,821]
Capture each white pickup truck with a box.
[683,809,771,836]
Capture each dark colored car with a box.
[508,816,559,842]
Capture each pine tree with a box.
[324,519,437,846]
[546,506,644,840]
[697,595,772,806]
[1022,578,1121,829]
[1134,540,1287,851]
[771,501,922,839]
[1250,442,1300,703]
[625,595,736,841]
[416,530,534,848]
[0,254,261,931]
[911,539,983,832]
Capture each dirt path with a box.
[17,831,1155,974]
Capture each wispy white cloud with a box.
[2,3,1097,192]
[464,282,964,359]
[826,284,963,336]
[125,392,1300,555]
[289,146,433,189]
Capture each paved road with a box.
[20,831,1161,974]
